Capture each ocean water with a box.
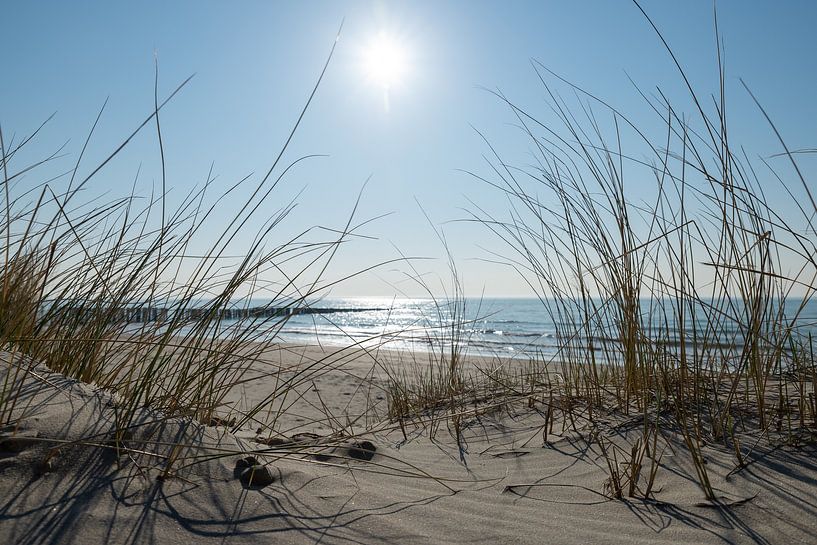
[255,296,817,360]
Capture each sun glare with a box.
[362,32,408,91]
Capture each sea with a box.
[246,296,817,360]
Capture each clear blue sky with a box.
[3,1,816,297]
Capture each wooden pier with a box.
[41,304,386,324]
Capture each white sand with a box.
[1,346,815,544]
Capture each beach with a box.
[3,3,816,543]
[2,342,815,544]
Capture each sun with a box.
[362,32,409,91]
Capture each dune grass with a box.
[379,4,816,501]
[463,8,816,499]
[0,4,814,507]
[0,36,404,478]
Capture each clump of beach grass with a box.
[0,36,399,477]
[381,229,478,452]
[457,2,817,500]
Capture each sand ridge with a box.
[1,347,816,544]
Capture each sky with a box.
[2,1,816,298]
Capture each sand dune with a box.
[1,347,815,544]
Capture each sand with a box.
[1,344,816,544]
